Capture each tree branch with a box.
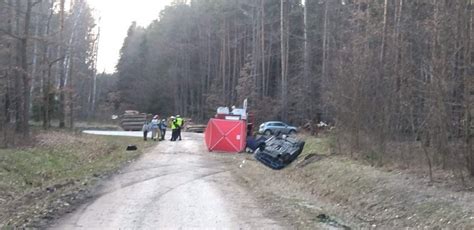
[32,0,43,7]
[0,28,22,40]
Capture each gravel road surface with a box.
[50,132,282,229]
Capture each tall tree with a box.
[0,0,98,139]
[111,0,474,178]
[58,0,66,128]
[280,0,289,121]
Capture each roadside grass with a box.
[297,136,474,228]
[299,134,334,157]
[0,130,155,227]
[29,120,121,131]
[234,134,474,229]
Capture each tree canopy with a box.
[115,0,473,176]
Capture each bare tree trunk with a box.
[20,0,32,137]
[231,31,238,103]
[466,0,473,176]
[14,0,23,132]
[394,0,404,123]
[261,0,266,98]
[206,26,211,94]
[221,18,226,103]
[91,70,97,116]
[43,65,50,129]
[68,49,74,129]
[64,1,84,127]
[30,1,41,116]
[44,59,61,129]
[63,2,83,86]
[3,0,16,145]
[226,25,231,104]
[280,0,289,121]
[58,0,66,128]
[321,0,329,100]
[265,25,273,97]
[380,0,389,65]
[303,0,313,117]
[303,0,309,87]
[89,26,99,118]
[422,140,434,182]
[251,7,258,97]
[41,0,55,129]
[379,0,391,165]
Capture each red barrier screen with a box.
[204,118,247,153]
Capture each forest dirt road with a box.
[50,133,282,229]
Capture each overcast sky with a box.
[86,0,174,73]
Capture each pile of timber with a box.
[120,110,148,131]
[185,124,207,133]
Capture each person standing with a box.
[170,116,178,141]
[176,115,184,141]
[159,118,167,141]
[142,120,150,141]
[151,115,160,141]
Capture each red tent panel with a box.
[205,118,246,153]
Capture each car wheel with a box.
[264,130,272,136]
[289,129,296,135]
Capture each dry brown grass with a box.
[225,135,474,229]
[0,130,156,228]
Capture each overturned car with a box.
[254,134,305,170]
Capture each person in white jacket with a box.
[150,115,160,141]
[142,121,151,141]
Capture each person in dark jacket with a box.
[159,119,167,141]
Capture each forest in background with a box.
[0,0,473,179]
[0,0,99,144]
[113,0,473,178]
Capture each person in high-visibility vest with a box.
[170,116,178,141]
[176,115,184,141]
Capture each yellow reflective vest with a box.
[170,119,177,129]
[176,117,183,127]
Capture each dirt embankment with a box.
[221,137,474,229]
[0,131,155,228]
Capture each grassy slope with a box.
[301,137,473,228]
[232,135,474,229]
[0,131,155,228]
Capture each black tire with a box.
[289,129,296,135]
[264,130,273,136]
